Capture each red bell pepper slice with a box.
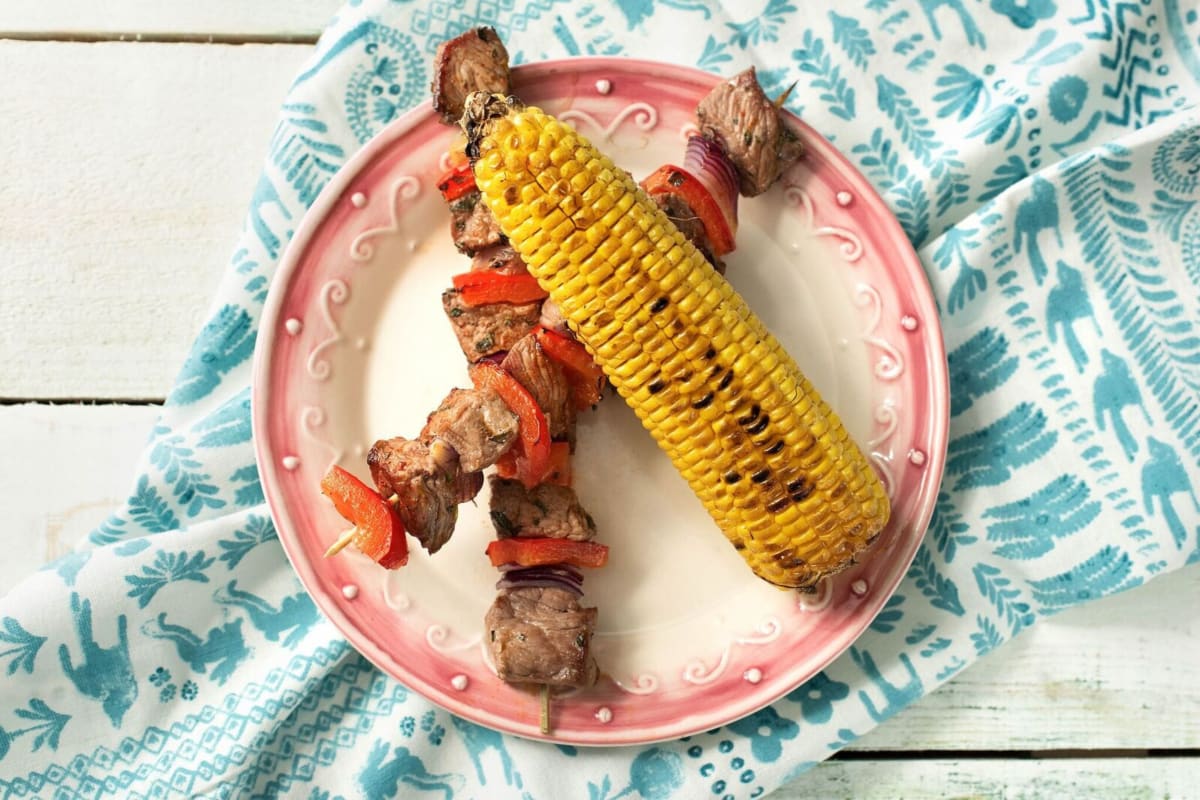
[495,441,571,485]
[486,537,609,569]
[470,361,552,488]
[533,325,606,410]
[437,161,477,202]
[452,271,549,306]
[545,441,572,486]
[641,164,736,256]
[320,465,409,568]
[493,449,518,480]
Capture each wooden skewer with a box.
[540,684,551,735]
[774,81,798,109]
[323,493,402,558]
[325,527,357,558]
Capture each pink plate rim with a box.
[252,56,949,746]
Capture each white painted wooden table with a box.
[1,5,1197,797]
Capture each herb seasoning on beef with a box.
[488,476,598,541]
[485,586,598,687]
[441,289,541,362]
[696,67,804,197]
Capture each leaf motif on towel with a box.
[229,465,266,508]
[124,551,216,609]
[194,388,253,448]
[908,546,965,616]
[928,491,977,564]
[970,614,1004,656]
[868,593,905,633]
[270,103,346,208]
[1027,545,1144,613]
[168,304,257,406]
[0,618,46,676]
[829,11,875,70]
[946,328,1019,417]
[852,128,929,244]
[945,402,1058,490]
[978,155,1030,203]
[150,426,226,517]
[983,474,1101,559]
[972,563,1034,634]
[793,32,856,122]
[217,515,277,570]
[933,63,989,121]
[0,699,71,762]
[695,34,732,71]
[128,475,180,534]
[725,0,796,48]
[876,76,938,165]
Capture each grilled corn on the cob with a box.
[462,93,890,589]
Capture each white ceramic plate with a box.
[253,58,948,745]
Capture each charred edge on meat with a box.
[462,91,522,162]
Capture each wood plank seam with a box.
[0,397,165,406]
[833,748,1200,760]
[0,31,318,45]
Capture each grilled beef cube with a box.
[501,334,575,440]
[367,437,473,554]
[431,26,511,124]
[442,289,541,362]
[488,476,597,541]
[470,243,528,275]
[696,67,804,197]
[485,587,598,687]
[652,192,726,274]
[421,387,519,473]
[450,191,506,255]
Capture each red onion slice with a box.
[496,564,585,597]
[496,563,584,583]
[495,577,584,597]
[684,134,740,233]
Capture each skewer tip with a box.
[774,81,797,109]
[539,684,551,735]
[324,527,358,558]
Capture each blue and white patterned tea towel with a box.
[3,1,1199,797]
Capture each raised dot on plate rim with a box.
[850,579,869,596]
[595,79,612,95]
[341,584,359,600]
[284,318,302,335]
[836,191,854,206]
[743,668,763,684]
[900,315,919,331]
[351,192,367,208]
[282,455,300,470]
[908,449,927,466]
[595,706,613,723]
[451,674,469,691]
